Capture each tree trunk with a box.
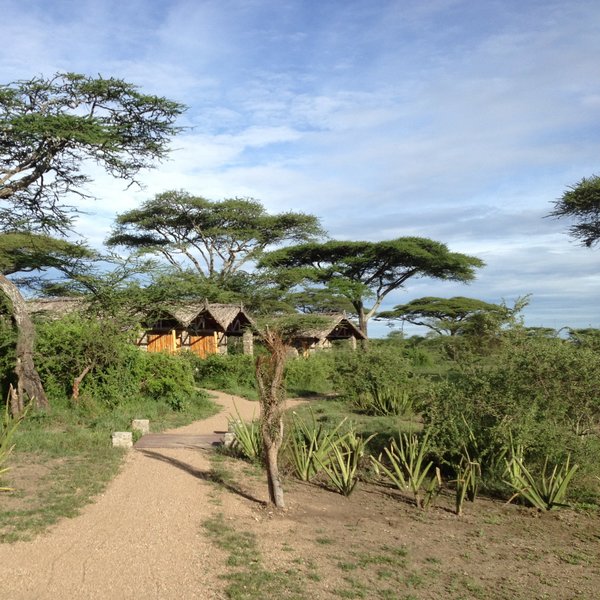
[72,364,93,401]
[263,421,285,508]
[255,327,287,509]
[0,274,48,411]
[357,306,369,337]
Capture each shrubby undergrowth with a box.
[418,330,600,502]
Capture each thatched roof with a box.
[26,297,84,318]
[150,300,255,331]
[25,297,255,332]
[294,314,365,341]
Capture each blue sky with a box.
[2,0,599,336]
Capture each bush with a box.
[331,345,413,400]
[419,331,600,502]
[285,352,336,396]
[189,353,256,396]
[34,314,205,411]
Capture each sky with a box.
[1,0,599,336]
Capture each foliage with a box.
[504,445,579,511]
[0,72,185,231]
[378,296,504,335]
[567,328,600,352]
[454,457,481,516]
[284,351,335,396]
[139,352,199,411]
[331,344,413,401]
[189,352,257,398]
[317,426,374,496]
[108,190,324,281]
[227,404,263,462]
[259,237,484,335]
[371,431,439,509]
[0,232,93,278]
[550,175,600,247]
[34,314,200,409]
[287,410,348,481]
[419,331,600,500]
[352,386,413,417]
[0,396,27,491]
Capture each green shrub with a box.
[286,410,348,481]
[317,426,374,496]
[419,331,600,502]
[139,352,198,411]
[35,314,205,411]
[371,430,440,509]
[190,353,256,396]
[331,345,413,400]
[285,352,335,396]
[504,444,579,511]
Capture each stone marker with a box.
[112,431,133,449]
[132,419,150,435]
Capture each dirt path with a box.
[0,391,299,600]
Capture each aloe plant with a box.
[353,386,413,417]
[504,445,579,511]
[317,427,374,496]
[371,430,437,509]
[454,455,481,516]
[227,404,262,462]
[288,411,347,481]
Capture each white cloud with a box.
[2,0,600,334]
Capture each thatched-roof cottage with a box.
[26,297,84,318]
[138,301,256,357]
[290,314,365,356]
[26,298,256,357]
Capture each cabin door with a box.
[147,329,180,353]
[189,333,218,358]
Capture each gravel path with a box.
[0,391,294,600]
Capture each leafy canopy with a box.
[259,238,484,335]
[550,175,600,247]
[107,189,324,280]
[0,232,93,277]
[377,296,510,337]
[0,72,185,231]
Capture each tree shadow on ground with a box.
[139,449,266,506]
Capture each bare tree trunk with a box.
[72,364,93,401]
[8,384,23,419]
[0,274,48,411]
[255,327,287,509]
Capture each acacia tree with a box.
[377,296,513,337]
[107,190,324,281]
[0,72,185,408]
[0,233,93,410]
[259,238,484,337]
[550,175,600,247]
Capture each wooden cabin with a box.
[290,314,365,356]
[138,302,255,357]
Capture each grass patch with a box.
[202,513,310,599]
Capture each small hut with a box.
[26,297,84,319]
[138,301,255,357]
[290,314,365,356]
